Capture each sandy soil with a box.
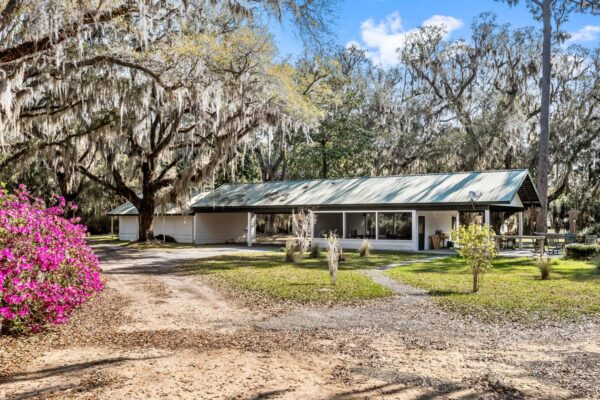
[1,244,599,399]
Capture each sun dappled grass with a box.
[87,234,197,249]
[189,250,424,303]
[384,256,600,321]
[86,234,124,244]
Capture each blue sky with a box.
[272,0,600,65]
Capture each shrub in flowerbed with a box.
[0,185,103,334]
[565,243,600,260]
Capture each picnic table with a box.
[495,235,546,255]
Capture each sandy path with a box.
[1,244,599,399]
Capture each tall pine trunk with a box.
[537,0,552,233]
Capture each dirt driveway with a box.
[1,245,599,399]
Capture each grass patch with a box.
[384,256,600,321]
[87,234,197,249]
[86,234,124,245]
[190,250,422,303]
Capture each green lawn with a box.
[191,250,422,303]
[87,234,196,249]
[384,257,600,321]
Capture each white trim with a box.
[518,211,524,249]
[412,210,418,251]
[342,211,347,239]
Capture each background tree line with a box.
[0,0,598,237]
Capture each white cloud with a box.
[349,12,464,67]
[567,25,600,44]
[423,15,464,32]
[345,40,362,50]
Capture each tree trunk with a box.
[137,200,155,242]
[536,0,552,234]
[265,214,275,235]
[472,271,479,293]
[321,141,328,179]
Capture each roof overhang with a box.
[514,171,541,207]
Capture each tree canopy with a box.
[1,2,599,236]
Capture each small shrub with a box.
[291,208,315,253]
[359,239,370,257]
[565,243,600,259]
[155,234,177,243]
[309,243,321,259]
[284,240,301,263]
[535,257,553,280]
[326,233,341,285]
[453,224,497,293]
[582,223,600,237]
[591,256,600,272]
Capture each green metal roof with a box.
[191,169,540,210]
[107,201,138,216]
[107,192,212,216]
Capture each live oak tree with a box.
[0,0,336,241]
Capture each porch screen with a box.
[378,213,412,240]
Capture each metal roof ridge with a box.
[215,169,529,187]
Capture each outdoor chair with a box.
[547,237,563,255]
[500,236,515,250]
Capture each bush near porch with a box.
[384,257,600,321]
[191,251,422,303]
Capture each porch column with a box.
[375,212,379,240]
[247,212,255,247]
[192,214,197,244]
[342,212,347,239]
[455,212,460,247]
[412,210,418,251]
[518,211,524,249]
[484,209,491,228]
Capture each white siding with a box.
[152,215,194,243]
[194,212,248,244]
[312,238,416,252]
[119,216,139,241]
[416,210,456,250]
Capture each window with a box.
[313,213,343,238]
[345,213,376,239]
[378,212,412,240]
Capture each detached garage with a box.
[108,169,541,251]
[107,200,250,245]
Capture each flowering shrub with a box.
[0,184,103,334]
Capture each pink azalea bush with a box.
[0,184,103,334]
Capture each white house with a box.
[108,169,541,251]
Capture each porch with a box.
[245,206,529,252]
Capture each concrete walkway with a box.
[374,255,445,271]
[360,256,444,300]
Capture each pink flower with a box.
[0,185,103,334]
